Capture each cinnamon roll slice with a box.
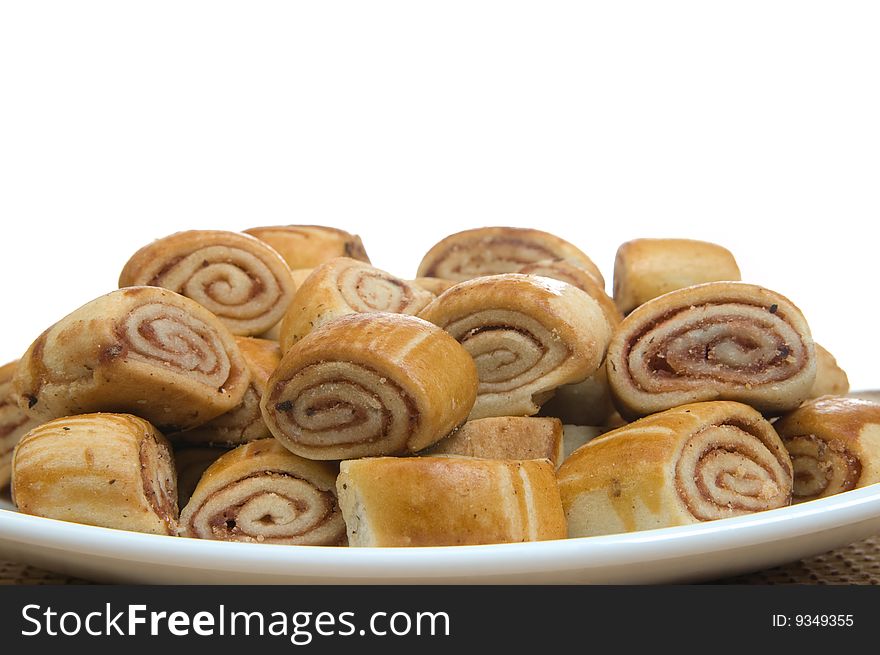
[14,287,250,431]
[417,227,602,284]
[774,397,880,502]
[422,416,564,466]
[119,230,296,336]
[606,282,816,418]
[809,344,850,398]
[558,401,793,537]
[517,259,615,322]
[12,414,178,535]
[243,225,370,269]
[262,313,478,460]
[279,257,435,350]
[337,457,567,546]
[0,361,39,488]
[172,337,281,446]
[419,274,612,420]
[180,439,345,545]
[613,238,741,314]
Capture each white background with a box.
[1,2,877,387]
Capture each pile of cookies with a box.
[2,226,877,547]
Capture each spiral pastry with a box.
[172,337,281,446]
[517,259,619,327]
[606,282,816,418]
[337,457,567,546]
[419,274,612,420]
[243,225,370,269]
[417,227,603,284]
[775,397,880,502]
[180,439,346,545]
[0,361,39,488]
[278,257,435,350]
[12,413,178,535]
[14,287,250,431]
[262,312,478,460]
[558,401,793,537]
[119,230,296,336]
[423,416,564,466]
[613,238,741,315]
[809,344,850,398]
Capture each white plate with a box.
[1,486,879,584]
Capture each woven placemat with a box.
[2,535,879,585]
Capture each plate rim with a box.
[2,484,880,579]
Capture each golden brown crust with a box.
[262,312,479,460]
[517,259,617,325]
[171,337,281,446]
[279,257,435,350]
[0,361,39,488]
[774,397,880,501]
[12,413,178,535]
[179,439,346,545]
[119,230,296,336]
[558,401,792,537]
[243,225,370,269]
[613,238,741,314]
[606,282,816,418]
[419,274,612,419]
[809,344,850,398]
[14,287,251,432]
[337,456,566,546]
[423,416,563,466]
[417,227,601,283]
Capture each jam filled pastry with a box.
[558,401,793,537]
[419,274,612,420]
[243,225,370,269]
[180,439,346,546]
[517,259,616,324]
[606,282,816,419]
[262,313,478,460]
[171,337,281,446]
[612,238,741,315]
[12,413,178,535]
[119,230,296,336]
[774,397,880,502]
[278,257,434,350]
[337,456,567,546]
[417,227,602,284]
[14,287,250,432]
